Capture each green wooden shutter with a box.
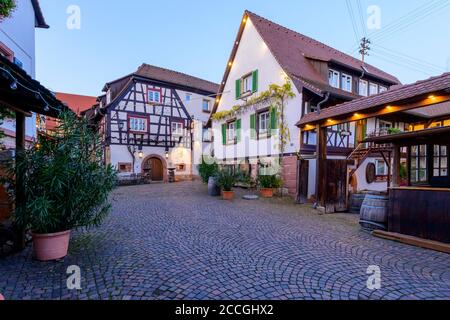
[235,79,242,99]
[270,108,278,130]
[236,119,242,142]
[222,123,227,145]
[252,70,259,93]
[250,114,256,139]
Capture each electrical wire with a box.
[345,0,362,49]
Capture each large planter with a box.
[208,176,221,197]
[32,230,71,261]
[260,188,274,198]
[0,293,4,300]
[222,191,235,201]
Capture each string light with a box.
[0,66,62,113]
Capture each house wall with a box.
[212,19,303,161]
[0,0,38,142]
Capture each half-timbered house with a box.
[89,64,219,182]
[209,11,400,199]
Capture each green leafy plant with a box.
[258,174,283,189]
[0,0,16,20]
[388,127,402,135]
[4,111,117,234]
[197,156,219,183]
[215,169,237,192]
[235,169,255,187]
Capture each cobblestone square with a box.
[1,182,449,300]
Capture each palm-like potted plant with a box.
[258,174,283,198]
[6,111,117,261]
[215,169,237,200]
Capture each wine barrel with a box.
[359,194,389,231]
[208,176,221,197]
[349,193,366,214]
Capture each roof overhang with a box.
[364,125,450,145]
[31,0,49,29]
[0,55,67,117]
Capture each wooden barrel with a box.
[349,193,366,214]
[359,194,388,231]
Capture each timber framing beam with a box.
[301,93,450,131]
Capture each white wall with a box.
[0,0,38,141]
[354,157,388,192]
[212,19,302,161]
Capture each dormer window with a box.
[369,83,379,96]
[379,86,388,93]
[341,73,352,92]
[328,69,340,88]
[147,87,162,104]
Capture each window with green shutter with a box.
[270,107,278,130]
[250,114,256,139]
[252,70,258,93]
[221,123,227,145]
[236,119,242,142]
[235,79,242,99]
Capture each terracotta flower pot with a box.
[222,191,235,201]
[0,293,4,300]
[32,230,71,261]
[260,188,274,198]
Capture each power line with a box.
[356,0,367,38]
[370,52,436,76]
[345,0,362,49]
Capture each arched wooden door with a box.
[143,157,163,181]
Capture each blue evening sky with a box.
[36,0,450,96]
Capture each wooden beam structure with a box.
[315,124,327,209]
[301,93,450,131]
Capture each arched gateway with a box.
[142,155,167,182]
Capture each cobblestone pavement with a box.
[1,182,449,300]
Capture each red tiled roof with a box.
[247,11,400,89]
[134,64,219,94]
[297,72,450,126]
[55,92,97,115]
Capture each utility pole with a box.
[359,37,371,64]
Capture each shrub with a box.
[258,174,283,189]
[197,156,219,183]
[215,169,237,192]
[0,0,16,20]
[5,111,117,234]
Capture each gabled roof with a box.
[31,0,49,28]
[55,92,97,115]
[246,11,400,87]
[208,11,400,124]
[297,72,450,126]
[103,64,219,95]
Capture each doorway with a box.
[143,156,164,181]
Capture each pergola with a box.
[297,72,450,244]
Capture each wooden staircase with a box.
[347,142,393,177]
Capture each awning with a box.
[364,126,450,144]
[0,55,68,118]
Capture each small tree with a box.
[0,0,16,21]
[197,155,219,183]
[5,111,117,234]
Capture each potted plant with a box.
[6,111,117,261]
[215,169,237,200]
[258,175,282,198]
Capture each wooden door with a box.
[150,158,163,181]
[297,160,309,204]
[325,160,348,213]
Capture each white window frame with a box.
[341,73,352,92]
[329,69,340,88]
[243,74,253,94]
[129,117,147,132]
[227,121,236,142]
[359,79,368,96]
[379,86,388,93]
[202,99,210,112]
[171,122,184,136]
[148,89,161,103]
[375,159,387,176]
[369,83,379,96]
[258,111,270,135]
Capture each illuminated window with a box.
[433,145,448,177]
[411,145,427,183]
